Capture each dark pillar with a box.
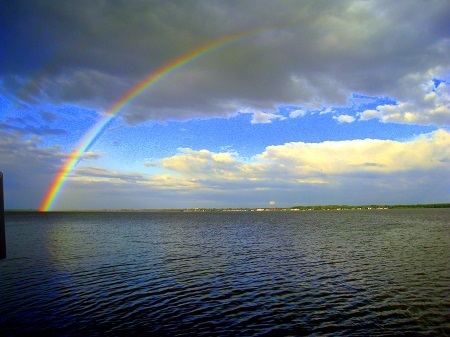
[0,172,6,259]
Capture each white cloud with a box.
[238,107,286,124]
[250,111,286,124]
[82,151,103,160]
[149,129,450,185]
[359,77,450,126]
[158,148,240,178]
[359,109,380,121]
[258,129,450,175]
[335,114,356,123]
[289,109,306,118]
[319,107,333,114]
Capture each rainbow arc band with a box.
[39,30,259,211]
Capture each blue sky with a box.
[1,1,449,210]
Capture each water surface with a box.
[1,209,449,336]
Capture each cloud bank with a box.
[2,0,449,125]
[48,129,450,209]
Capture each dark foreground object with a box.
[0,172,6,259]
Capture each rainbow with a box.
[39,30,258,211]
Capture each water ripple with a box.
[1,209,449,336]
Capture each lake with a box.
[1,209,449,336]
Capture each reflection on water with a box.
[1,209,449,336]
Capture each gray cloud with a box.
[73,166,148,184]
[2,0,449,124]
[0,131,104,209]
[0,123,67,136]
[53,164,450,210]
[39,110,58,123]
[0,132,64,209]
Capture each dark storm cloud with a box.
[2,0,449,123]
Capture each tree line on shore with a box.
[290,203,450,211]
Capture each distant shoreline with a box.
[6,203,449,212]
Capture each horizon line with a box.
[7,202,450,212]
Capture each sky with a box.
[1,0,449,210]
